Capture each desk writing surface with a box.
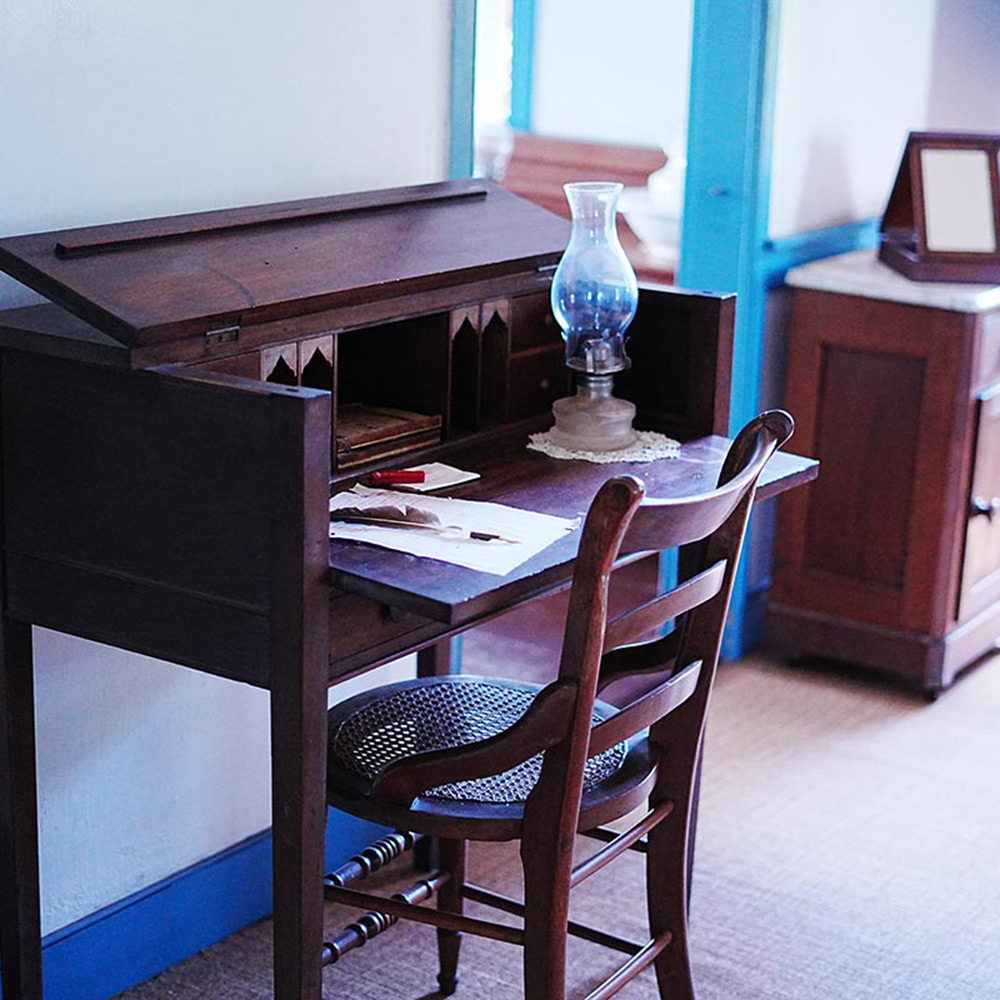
[328,434,817,625]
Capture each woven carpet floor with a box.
[117,653,1000,1000]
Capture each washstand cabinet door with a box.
[960,382,1000,620]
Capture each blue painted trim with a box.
[450,0,477,179]
[679,0,777,660]
[451,633,465,672]
[7,811,385,1000]
[509,0,536,131]
[759,217,879,284]
[657,549,679,635]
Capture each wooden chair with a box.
[322,410,794,1000]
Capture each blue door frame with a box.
[679,0,879,656]
[678,0,777,657]
[450,0,477,179]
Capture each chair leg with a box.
[520,838,573,1000]
[646,788,696,1000]
[436,838,467,995]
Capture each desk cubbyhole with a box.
[262,343,299,386]
[266,357,297,385]
[450,311,481,432]
[334,314,449,469]
[300,336,335,392]
[481,303,511,425]
[337,314,448,415]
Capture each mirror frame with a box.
[880,131,1000,284]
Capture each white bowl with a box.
[618,187,680,261]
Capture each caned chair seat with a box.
[327,675,658,840]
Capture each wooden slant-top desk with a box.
[0,181,816,999]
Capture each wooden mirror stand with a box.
[879,131,1000,283]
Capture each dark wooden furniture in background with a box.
[321,412,793,1000]
[0,180,816,1000]
[500,131,674,286]
[767,249,1000,696]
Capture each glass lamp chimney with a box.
[550,182,639,373]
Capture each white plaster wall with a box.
[925,0,1000,130]
[0,0,450,934]
[768,0,1000,240]
[531,0,692,150]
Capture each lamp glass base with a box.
[548,374,637,452]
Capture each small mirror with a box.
[921,148,997,253]
[879,132,1000,283]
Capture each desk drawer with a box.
[507,345,570,420]
[329,590,435,665]
[510,292,562,351]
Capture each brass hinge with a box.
[204,324,240,347]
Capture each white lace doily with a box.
[527,429,681,463]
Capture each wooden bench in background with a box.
[500,131,675,286]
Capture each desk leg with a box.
[0,619,43,1000]
[414,641,456,871]
[271,659,328,1000]
[267,387,330,1000]
[416,639,455,679]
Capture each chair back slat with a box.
[617,420,783,555]
[597,627,681,693]
[588,659,702,757]
[602,559,726,655]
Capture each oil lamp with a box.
[548,181,639,451]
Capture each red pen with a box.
[369,469,426,485]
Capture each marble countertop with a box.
[786,249,1000,313]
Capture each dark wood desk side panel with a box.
[618,287,734,439]
[1,352,278,610]
[4,554,270,687]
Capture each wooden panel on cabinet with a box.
[803,347,924,591]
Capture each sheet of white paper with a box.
[329,487,578,575]
[398,462,481,492]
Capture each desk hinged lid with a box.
[0,180,569,350]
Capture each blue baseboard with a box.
[7,810,385,1000]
